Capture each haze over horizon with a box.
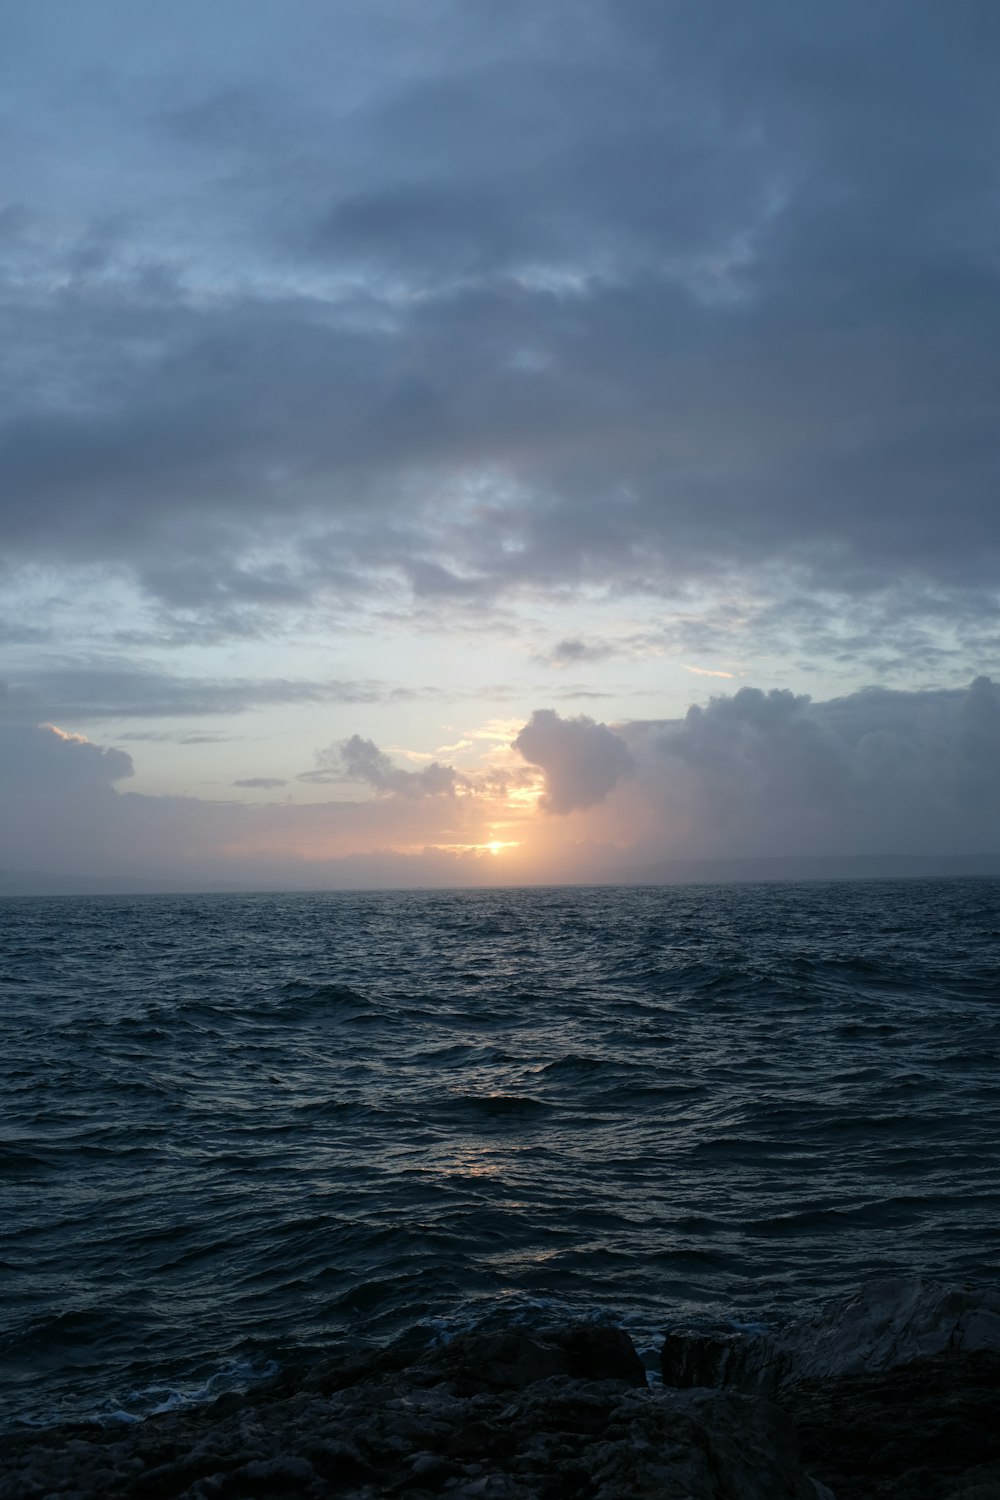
[2,1,999,891]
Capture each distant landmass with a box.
[1,852,1000,897]
[623,852,1000,885]
[0,870,252,897]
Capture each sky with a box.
[1,0,999,889]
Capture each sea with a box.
[2,879,998,1430]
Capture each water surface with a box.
[2,879,998,1426]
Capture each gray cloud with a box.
[547,685,619,701]
[547,639,615,667]
[0,719,483,886]
[1,1,998,656]
[120,731,234,744]
[0,665,424,722]
[0,721,134,881]
[0,663,532,727]
[329,735,458,799]
[233,776,286,789]
[620,676,1000,859]
[0,722,133,792]
[514,709,634,813]
[2,676,997,890]
[302,734,536,801]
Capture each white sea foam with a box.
[84,1359,281,1427]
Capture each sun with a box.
[482,839,520,857]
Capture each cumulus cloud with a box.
[620,677,1000,859]
[498,679,1000,862]
[0,721,135,879]
[1,679,999,890]
[514,710,634,814]
[311,735,459,798]
[0,720,495,887]
[0,722,133,791]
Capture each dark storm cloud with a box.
[1,0,999,643]
[619,676,1000,858]
[507,678,1000,858]
[514,709,634,813]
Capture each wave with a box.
[2,878,998,1432]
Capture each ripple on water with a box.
[1,877,998,1429]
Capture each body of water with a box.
[2,879,998,1427]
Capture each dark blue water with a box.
[2,879,999,1428]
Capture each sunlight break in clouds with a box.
[1,2,999,888]
[1,680,999,888]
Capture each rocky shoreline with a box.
[4,1279,999,1499]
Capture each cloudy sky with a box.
[2,0,998,888]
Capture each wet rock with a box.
[15,1287,999,1500]
[662,1276,1000,1396]
[661,1329,788,1397]
[413,1323,649,1395]
[661,1279,1000,1500]
[558,1324,650,1387]
[0,1325,819,1499]
[494,1383,820,1500]
[789,1349,1000,1500]
[416,1328,571,1393]
[777,1277,1000,1381]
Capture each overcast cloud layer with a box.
[1,1,998,886]
[4,2,1000,625]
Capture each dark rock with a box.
[303,1436,371,1482]
[661,1277,1000,1398]
[661,1330,787,1396]
[787,1350,1000,1500]
[232,1454,317,1493]
[283,1345,409,1398]
[0,1325,819,1499]
[14,1287,999,1500]
[791,1278,1000,1374]
[408,1324,647,1396]
[660,1278,1000,1500]
[421,1329,571,1393]
[557,1325,649,1387]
